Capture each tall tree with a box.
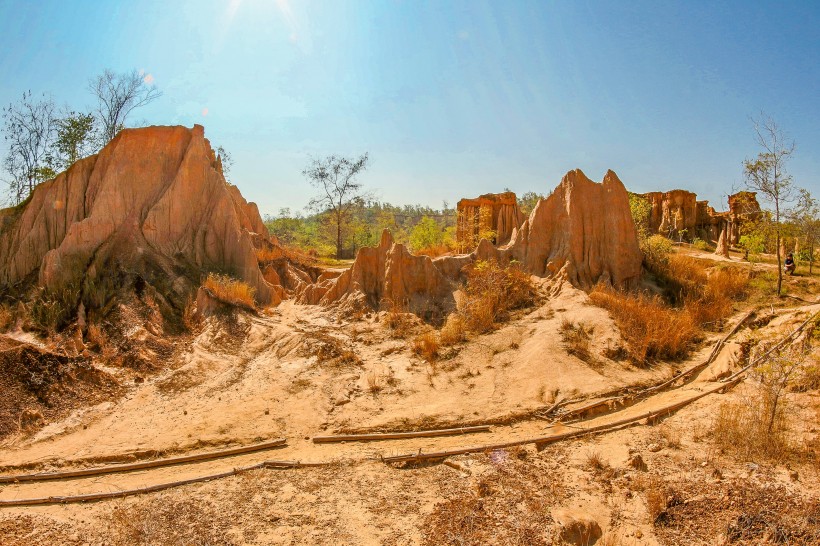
[792,189,820,274]
[304,153,371,259]
[743,114,796,295]
[89,69,161,144]
[2,91,58,205]
[52,111,98,170]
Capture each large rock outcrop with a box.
[456,191,524,250]
[0,125,282,314]
[303,169,642,314]
[499,169,642,289]
[641,189,698,238]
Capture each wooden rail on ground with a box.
[0,438,288,484]
[380,379,741,464]
[312,425,491,444]
[0,460,303,507]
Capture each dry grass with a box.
[712,397,792,462]
[302,332,363,368]
[366,370,383,393]
[109,497,235,546]
[461,260,537,334]
[202,273,256,309]
[589,286,697,365]
[650,254,749,330]
[439,313,466,346]
[254,246,283,263]
[384,302,419,339]
[412,331,440,362]
[0,304,13,331]
[584,450,606,472]
[182,295,200,332]
[560,318,595,363]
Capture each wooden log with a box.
[0,460,302,507]
[312,425,491,444]
[0,438,288,484]
[381,379,741,464]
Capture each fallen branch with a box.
[0,438,288,484]
[381,379,741,464]
[312,425,491,443]
[0,460,302,507]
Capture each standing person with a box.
[784,253,796,275]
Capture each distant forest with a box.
[264,191,544,259]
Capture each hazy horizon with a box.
[1,0,818,216]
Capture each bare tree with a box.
[304,153,371,259]
[215,145,234,181]
[2,91,58,205]
[89,69,161,144]
[743,114,796,295]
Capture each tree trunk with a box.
[776,203,782,295]
[335,212,342,260]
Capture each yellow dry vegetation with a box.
[203,273,256,308]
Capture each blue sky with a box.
[1,0,818,215]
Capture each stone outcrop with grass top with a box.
[302,168,642,315]
[0,124,282,314]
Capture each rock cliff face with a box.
[641,190,698,237]
[0,125,281,315]
[305,169,642,314]
[456,191,524,249]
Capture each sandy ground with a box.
[0,276,818,544]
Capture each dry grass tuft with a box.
[182,295,201,332]
[302,332,363,368]
[254,246,283,263]
[712,397,791,462]
[461,260,537,334]
[109,497,235,546]
[412,331,440,362]
[384,301,419,339]
[202,273,256,309]
[584,450,607,472]
[0,304,13,331]
[439,313,467,346]
[589,286,697,365]
[560,319,595,363]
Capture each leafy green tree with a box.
[52,111,98,170]
[791,189,820,274]
[409,216,444,252]
[628,192,653,242]
[743,114,797,295]
[2,91,57,204]
[518,191,546,216]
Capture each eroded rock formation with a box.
[298,230,453,318]
[456,191,524,249]
[0,124,287,317]
[641,189,698,238]
[640,189,761,245]
[305,169,642,314]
